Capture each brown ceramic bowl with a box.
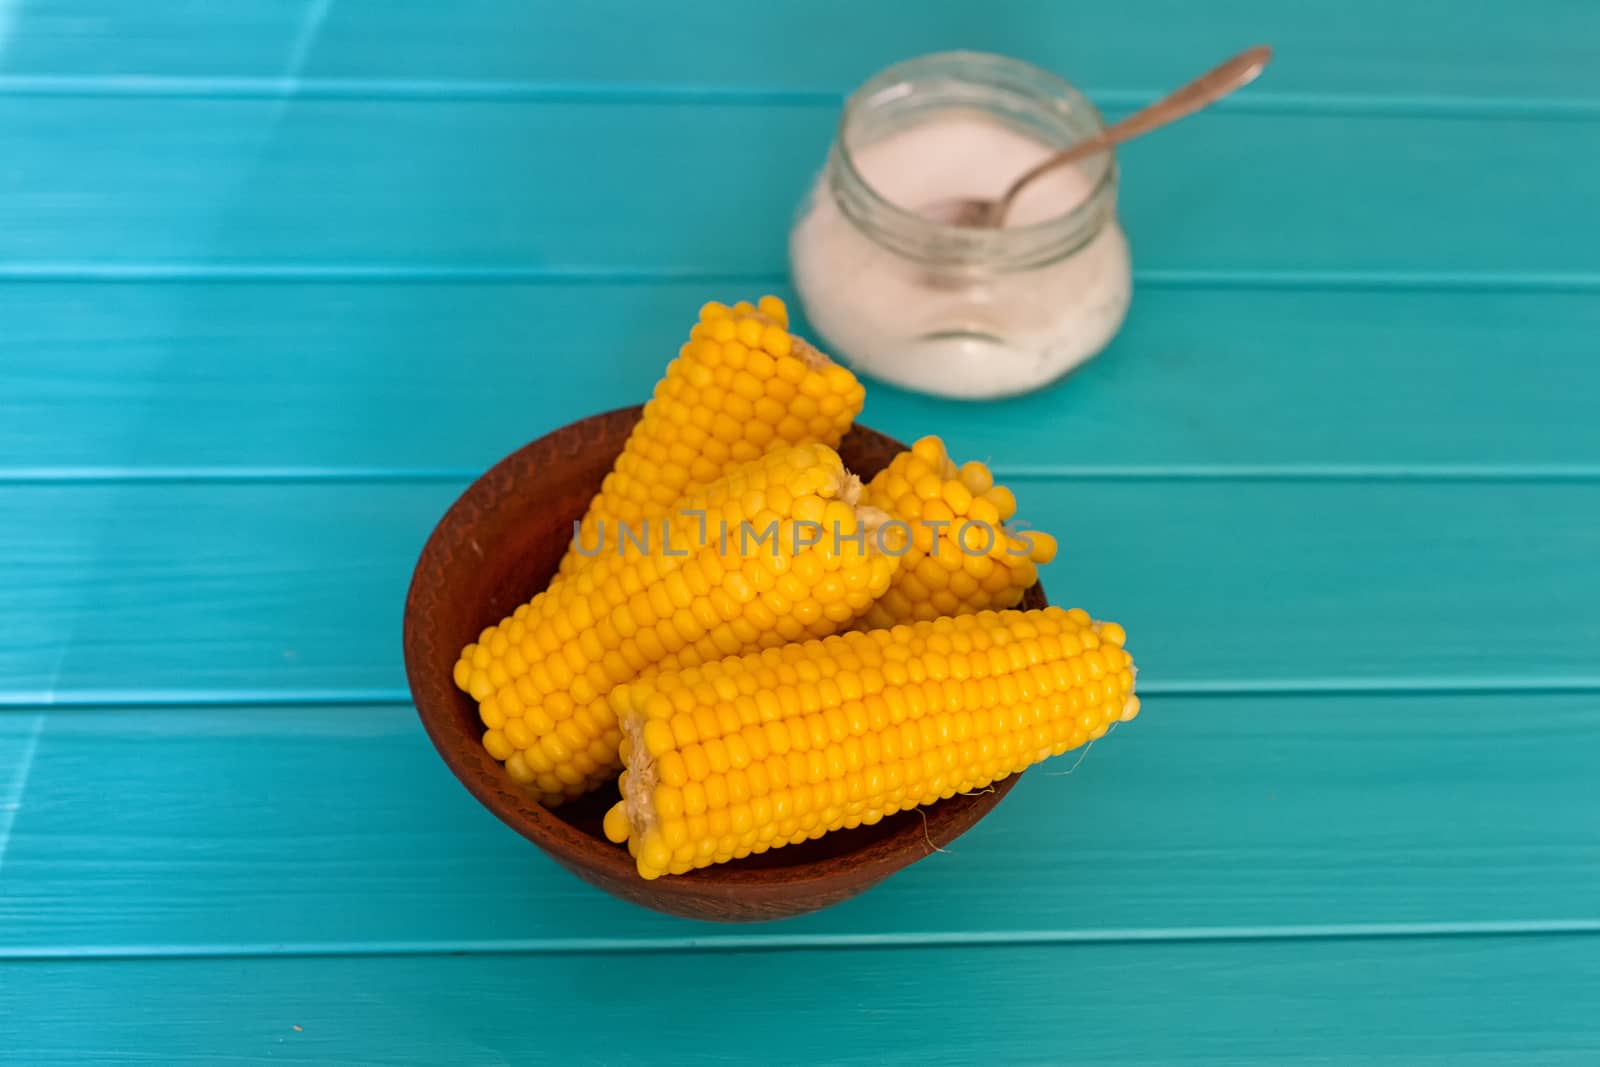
[403,406,1041,922]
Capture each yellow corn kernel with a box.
[985,485,1018,521]
[454,444,901,805]
[857,447,1058,628]
[605,607,1136,878]
[958,461,993,494]
[557,297,865,579]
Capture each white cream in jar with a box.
[789,52,1132,400]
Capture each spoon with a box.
[923,44,1274,229]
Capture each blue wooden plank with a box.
[0,711,46,873]
[0,99,1594,277]
[2,480,1597,701]
[3,283,1598,476]
[304,0,1600,106]
[4,1,1598,108]
[0,1,308,79]
[3,935,1598,1064]
[1,695,1596,952]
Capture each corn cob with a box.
[857,436,1057,628]
[603,606,1137,879]
[455,444,899,805]
[557,297,866,580]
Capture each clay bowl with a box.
[404,406,1042,922]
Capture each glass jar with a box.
[789,52,1131,400]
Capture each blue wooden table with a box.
[3,2,1598,1062]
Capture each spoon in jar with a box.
[921,44,1274,229]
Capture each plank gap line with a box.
[3,265,1600,292]
[2,920,1598,963]
[3,76,1600,121]
[5,677,1600,712]
[7,465,1600,487]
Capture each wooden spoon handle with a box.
[994,44,1273,224]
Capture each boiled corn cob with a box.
[603,606,1137,879]
[455,444,899,805]
[558,297,866,579]
[857,436,1057,628]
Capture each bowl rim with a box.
[403,407,1026,903]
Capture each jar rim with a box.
[831,50,1118,263]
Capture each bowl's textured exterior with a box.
[403,407,1041,921]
